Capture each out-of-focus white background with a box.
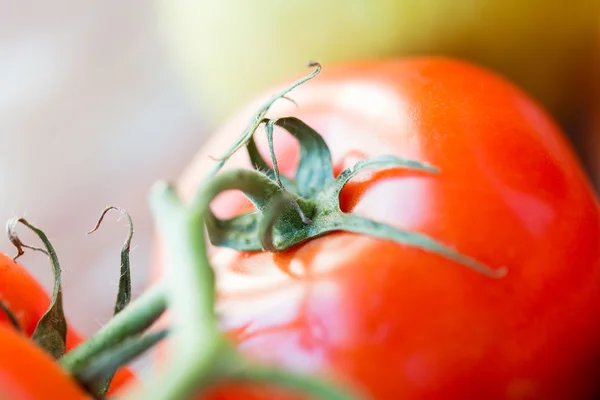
[0,2,205,336]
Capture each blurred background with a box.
[0,0,598,343]
[0,2,205,338]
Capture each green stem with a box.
[60,284,166,373]
[227,367,358,400]
[124,179,357,399]
[151,182,217,343]
[74,330,168,384]
[123,181,222,399]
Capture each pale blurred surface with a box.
[0,2,205,337]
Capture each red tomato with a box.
[0,251,135,394]
[0,324,89,399]
[155,58,600,399]
[0,251,79,348]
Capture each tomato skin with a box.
[0,324,89,399]
[0,252,79,349]
[0,252,135,394]
[157,58,600,399]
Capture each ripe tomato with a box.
[155,58,600,399]
[0,251,79,348]
[0,324,89,399]
[0,251,135,395]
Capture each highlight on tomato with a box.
[151,57,600,399]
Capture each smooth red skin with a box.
[157,58,600,399]
[0,252,80,348]
[0,252,136,395]
[0,324,89,399]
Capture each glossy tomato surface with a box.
[0,251,135,395]
[159,58,600,399]
[0,324,89,399]
[0,251,80,348]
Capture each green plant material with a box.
[7,217,68,359]
[87,206,134,315]
[84,206,136,397]
[204,112,507,278]
[74,329,168,397]
[60,284,166,374]
[200,62,322,184]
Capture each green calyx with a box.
[188,63,506,279]
[127,62,506,399]
[203,115,507,279]
[5,211,162,399]
[1,63,508,400]
[7,217,68,360]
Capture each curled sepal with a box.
[199,169,314,251]
[259,191,314,253]
[0,300,22,332]
[88,206,134,315]
[194,169,282,214]
[200,62,322,185]
[206,211,262,251]
[6,217,67,359]
[246,134,297,193]
[320,155,439,201]
[74,329,168,398]
[263,117,335,197]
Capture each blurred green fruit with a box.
[156,0,598,124]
